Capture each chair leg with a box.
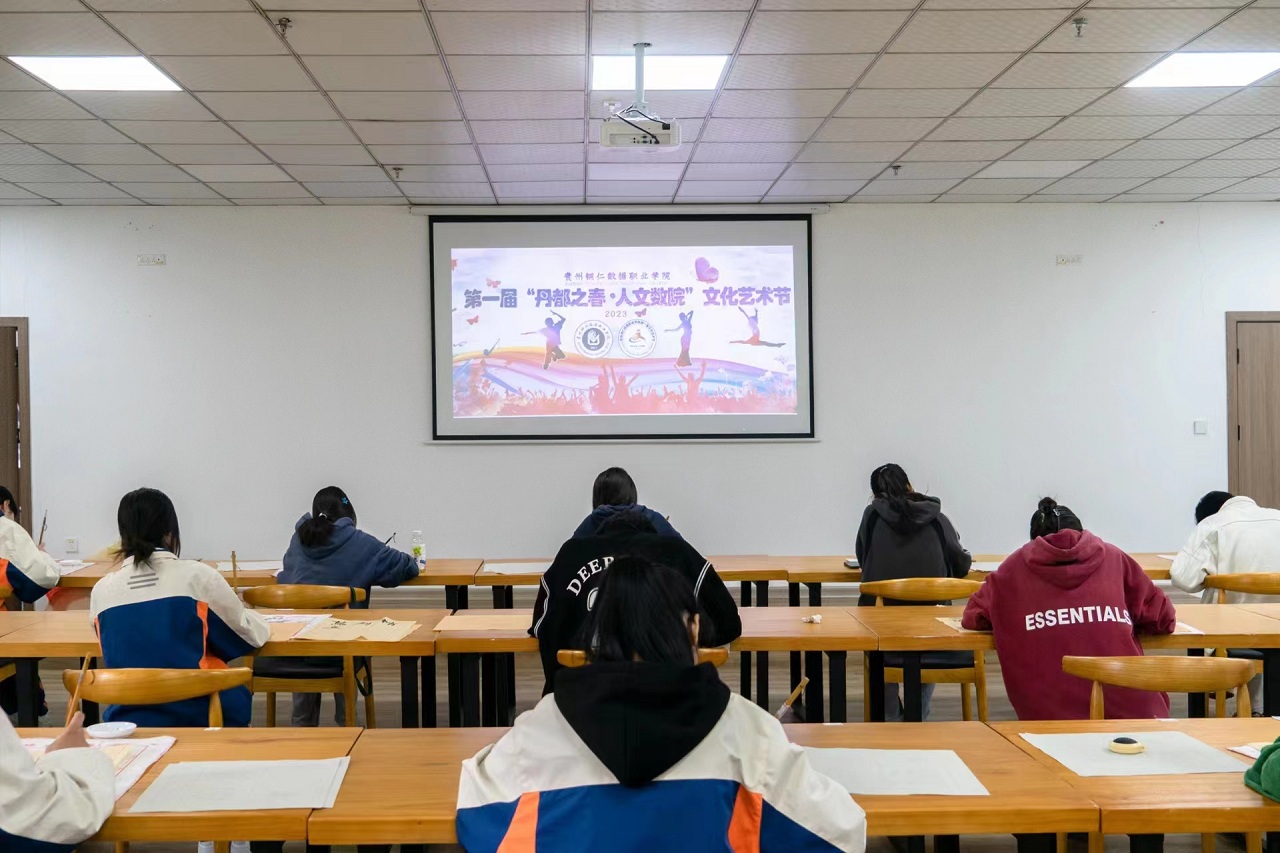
[343,657,357,728]
[115,842,129,853]
[265,692,277,728]
[364,687,377,729]
[1247,833,1263,853]
[1088,833,1104,853]
[960,682,973,722]
[975,652,990,723]
[1201,832,1216,853]
[214,843,230,853]
[1057,833,1068,853]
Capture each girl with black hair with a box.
[570,467,680,539]
[461,557,866,853]
[0,484,61,606]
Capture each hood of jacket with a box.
[872,494,942,534]
[553,661,729,788]
[1021,528,1107,590]
[293,513,358,559]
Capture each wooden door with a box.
[0,319,30,533]
[1229,314,1280,510]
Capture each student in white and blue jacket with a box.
[277,485,419,725]
[0,484,62,603]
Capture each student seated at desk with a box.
[1170,490,1280,716]
[571,466,681,539]
[462,558,865,853]
[533,509,740,694]
[90,487,270,727]
[276,485,419,726]
[961,498,1176,720]
[0,484,62,604]
[1,712,114,853]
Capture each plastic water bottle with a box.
[411,530,426,569]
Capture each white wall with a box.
[1,202,1278,562]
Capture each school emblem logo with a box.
[574,320,613,359]
[618,318,657,358]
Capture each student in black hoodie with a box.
[855,463,971,721]
[531,509,740,693]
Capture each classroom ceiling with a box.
[3,1,1280,206]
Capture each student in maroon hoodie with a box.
[960,498,1176,720]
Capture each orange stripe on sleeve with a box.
[195,601,226,671]
[497,791,540,852]
[728,785,763,853]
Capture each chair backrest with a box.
[556,648,730,668]
[1203,573,1280,603]
[62,667,253,727]
[1062,655,1255,719]
[860,577,983,605]
[243,584,366,610]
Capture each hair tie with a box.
[341,497,349,506]
[317,512,329,520]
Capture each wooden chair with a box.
[241,584,371,728]
[1202,573,1280,712]
[60,667,252,727]
[859,578,988,722]
[556,648,730,668]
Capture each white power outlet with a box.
[1056,254,1084,266]
[64,537,79,554]
[1194,419,1209,435]
[138,254,166,266]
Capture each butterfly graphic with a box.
[635,308,648,317]
[451,259,458,271]
[486,278,501,289]
[466,315,480,325]
[694,257,719,284]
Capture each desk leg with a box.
[1265,649,1280,716]
[1187,647,1207,718]
[935,836,960,853]
[16,659,39,726]
[804,650,824,724]
[808,582,822,606]
[867,651,886,723]
[902,652,923,723]
[828,651,846,723]
[754,581,770,707]
[1016,835,1056,853]
[788,582,802,713]
[1128,835,1163,853]
[460,654,481,727]
[1267,833,1280,853]
[889,836,925,853]
[740,581,753,696]
[481,653,497,727]
[445,585,460,610]
[495,651,512,727]
[421,655,436,728]
[399,656,420,729]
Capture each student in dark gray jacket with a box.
[855,463,971,721]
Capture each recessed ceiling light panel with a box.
[591,55,728,91]
[1126,52,1280,88]
[8,56,181,91]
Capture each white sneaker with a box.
[197,843,214,853]
[230,842,251,853]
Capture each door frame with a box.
[1226,312,1280,496]
[0,317,31,535]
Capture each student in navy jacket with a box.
[571,467,681,539]
[277,486,419,725]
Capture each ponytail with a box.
[1029,497,1083,540]
[870,463,917,522]
[298,486,356,548]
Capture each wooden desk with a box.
[991,718,1280,842]
[17,726,361,844]
[435,608,536,728]
[310,723,1096,849]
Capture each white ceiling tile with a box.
[850,194,937,202]
[0,62,45,90]
[1022,194,1112,202]
[1190,9,1280,50]
[780,161,886,179]
[976,159,1089,177]
[200,92,337,121]
[1216,139,1280,158]
[0,130,20,142]
[1171,159,1279,177]
[1004,140,1132,159]
[1107,193,1203,202]
[369,143,480,164]
[959,89,1107,117]
[765,194,846,201]
[891,10,1065,52]
[0,184,41,199]
[139,198,232,205]
[495,180,584,197]
[599,0,748,8]
[725,54,872,89]
[706,117,823,142]
[924,0,1073,7]
[182,164,291,181]
[741,11,911,53]
[1110,138,1237,158]
[233,197,322,205]
[53,197,145,205]
[115,181,221,198]
[396,181,493,196]
[460,91,580,120]
[0,0,81,9]
[274,12,436,54]
[939,193,1029,202]
[673,194,761,201]
[302,56,449,91]
[771,179,864,195]
[111,120,242,143]
[303,180,400,196]
[488,163,581,180]
[79,163,196,182]
[331,91,461,121]
[929,116,1057,140]
[1229,176,1280,192]
[1089,0,1244,7]
[836,89,974,118]
[267,0,422,6]
[208,181,312,197]
[284,164,387,181]
[713,89,844,118]
[148,143,268,163]
[471,119,579,144]
[0,144,58,165]
[259,144,373,165]
[481,143,582,163]
[0,92,92,121]
[797,141,911,160]
[861,54,1017,88]
[449,56,585,90]
[586,162,685,179]
[432,12,584,53]
[949,177,1053,193]
[0,120,131,143]
[0,13,133,54]
[19,181,131,198]
[1152,115,1280,139]
[686,161,790,179]
[386,164,487,181]
[587,179,678,195]
[677,179,776,195]
[1038,115,1177,139]
[1138,176,1238,193]
[875,160,985,178]
[501,196,584,204]
[593,11,749,54]
[586,196,673,203]
[993,53,1160,88]
[1081,88,1235,116]
[1037,9,1231,52]
[1072,159,1188,177]
[815,117,936,141]
[899,140,1020,159]
[104,12,284,54]
[232,120,357,144]
[407,196,495,204]
[694,141,806,161]
[1201,191,1280,200]
[587,142,691,161]
[37,143,167,164]
[91,1,254,11]
[0,164,94,182]
[1203,88,1280,115]
[425,0,584,7]
[64,92,216,121]
[858,177,960,194]
[154,56,313,92]
[1036,177,1147,194]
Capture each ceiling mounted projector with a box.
[600,42,682,149]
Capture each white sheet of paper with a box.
[1158,555,1177,561]
[1021,731,1248,777]
[937,617,988,634]
[802,748,989,796]
[129,757,349,813]
[57,560,91,575]
[1229,744,1271,760]
[970,561,1003,572]
[24,736,174,800]
[1174,622,1205,635]
[215,561,284,572]
[483,561,547,575]
[844,558,860,568]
